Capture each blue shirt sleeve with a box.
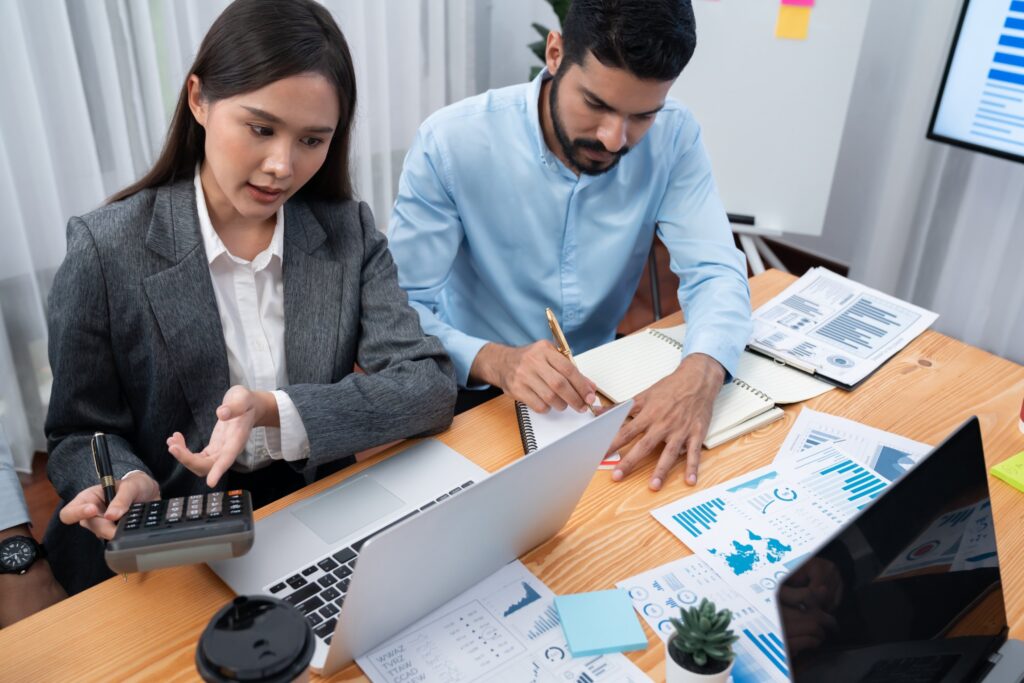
[388,125,490,388]
[0,423,30,531]
[655,116,752,378]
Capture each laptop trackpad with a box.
[290,476,405,545]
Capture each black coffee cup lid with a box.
[196,596,314,682]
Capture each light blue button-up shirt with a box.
[388,70,751,388]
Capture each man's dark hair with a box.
[561,0,696,81]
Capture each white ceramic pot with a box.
[664,641,734,683]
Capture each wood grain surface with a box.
[4,270,1023,682]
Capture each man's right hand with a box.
[59,472,161,541]
[470,341,598,413]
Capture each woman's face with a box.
[188,72,340,222]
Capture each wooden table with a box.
[5,270,1024,682]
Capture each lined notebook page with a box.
[516,404,622,469]
[575,329,682,403]
[733,352,833,404]
[706,380,776,439]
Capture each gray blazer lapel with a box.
[143,181,229,438]
[283,201,344,385]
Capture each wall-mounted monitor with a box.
[929,0,1024,163]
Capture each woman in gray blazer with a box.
[44,0,457,594]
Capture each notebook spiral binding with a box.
[648,329,684,350]
[732,378,773,403]
[515,401,538,453]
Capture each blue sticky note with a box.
[554,589,648,657]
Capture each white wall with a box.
[780,0,963,268]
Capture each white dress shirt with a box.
[194,170,310,468]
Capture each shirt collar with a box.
[194,165,284,268]
[527,67,559,168]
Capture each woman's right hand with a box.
[59,472,161,540]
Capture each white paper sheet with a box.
[775,408,932,482]
[749,268,938,386]
[617,555,790,682]
[357,561,653,683]
[651,443,891,611]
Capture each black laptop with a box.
[778,417,1024,683]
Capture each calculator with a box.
[104,490,255,573]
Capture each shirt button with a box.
[259,448,270,458]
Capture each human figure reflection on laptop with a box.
[778,557,843,657]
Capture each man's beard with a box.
[549,72,630,176]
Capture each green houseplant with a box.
[528,0,571,79]
[666,598,739,682]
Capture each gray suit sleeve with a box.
[45,217,152,501]
[0,424,30,530]
[283,203,457,465]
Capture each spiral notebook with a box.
[572,325,834,449]
[514,403,623,468]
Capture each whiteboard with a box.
[669,0,871,236]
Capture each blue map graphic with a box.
[709,530,792,576]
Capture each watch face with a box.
[0,537,36,571]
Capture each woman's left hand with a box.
[167,385,261,487]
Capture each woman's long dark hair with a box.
[109,0,357,204]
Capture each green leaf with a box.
[529,66,542,80]
[529,39,546,62]
[549,0,571,23]
[532,22,550,40]
[693,650,707,667]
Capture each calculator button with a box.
[314,619,337,639]
[206,511,221,519]
[144,520,160,528]
[286,574,308,589]
[228,507,242,515]
[332,547,356,564]
[301,565,318,577]
[317,574,337,588]
[283,584,318,605]
[227,490,243,497]
[124,522,140,530]
[269,582,286,594]
[317,558,338,572]
[129,503,144,512]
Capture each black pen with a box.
[91,432,117,506]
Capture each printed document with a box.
[357,561,652,683]
[749,268,938,387]
[618,555,789,682]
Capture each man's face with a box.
[549,52,673,175]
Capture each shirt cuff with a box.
[272,390,311,461]
[683,331,743,382]
[0,475,30,531]
[448,334,492,389]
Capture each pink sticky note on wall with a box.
[781,0,815,6]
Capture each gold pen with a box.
[545,308,599,414]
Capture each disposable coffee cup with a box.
[196,595,315,683]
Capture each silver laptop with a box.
[778,417,1024,683]
[210,401,631,674]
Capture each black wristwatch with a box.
[0,535,46,575]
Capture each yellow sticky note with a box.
[991,451,1024,493]
[775,5,811,40]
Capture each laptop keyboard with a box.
[859,655,960,683]
[263,480,476,645]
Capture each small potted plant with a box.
[666,598,739,683]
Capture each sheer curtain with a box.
[0,0,553,472]
[831,0,1024,366]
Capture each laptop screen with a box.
[779,417,1007,682]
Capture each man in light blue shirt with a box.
[0,422,65,625]
[389,0,751,489]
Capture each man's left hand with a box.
[605,353,725,490]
